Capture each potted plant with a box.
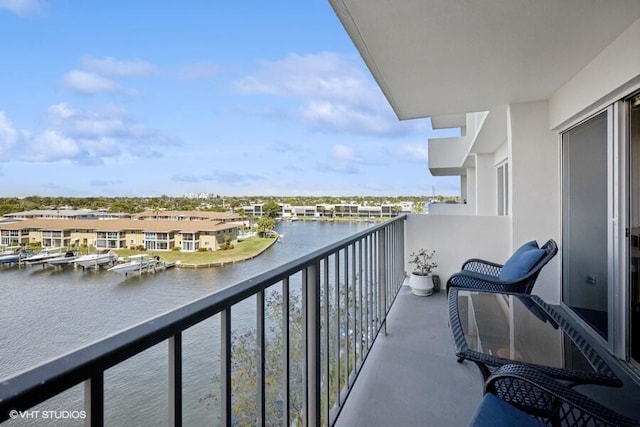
[408,248,437,296]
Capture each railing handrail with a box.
[0,215,407,420]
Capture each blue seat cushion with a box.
[499,243,545,282]
[470,393,546,427]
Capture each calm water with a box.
[0,221,370,426]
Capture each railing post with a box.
[399,218,406,292]
[84,373,103,427]
[168,333,182,427]
[257,290,266,427]
[221,308,232,427]
[323,258,330,425]
[303,262,321,427]
[334,251,341,411]
[378,227,387,335]
[282,278,290,427]
[364,237,370,351]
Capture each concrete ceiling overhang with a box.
[329,0,640,121]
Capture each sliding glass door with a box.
[562,111,610,340]
[629,93,640,364]
[562,93,640,365]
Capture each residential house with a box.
[3,209,129,220]
[132,210,243,223]
[0,219,238,252]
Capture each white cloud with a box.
[0,0,41,16]
[63,70,121,94]
[0,111,20,150]
[325,144,362,174]
[32,130,80,161]
[235,52,423,137]
[81,56,158,77]
[0,111,34,158]
[48,103,121,138]
[62,56,158,95]
[299,101,408,136]
[48,102,76,119]
[236,52,374,104]
[0,105,179,164]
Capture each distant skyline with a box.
[0,1,460,197]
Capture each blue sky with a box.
[0,0,460,197]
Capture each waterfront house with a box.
[3,209,129,220]
[132,210,243,223]
[242,202,408,219]
[2,2,640,426]
[0,218,239,252]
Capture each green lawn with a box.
[114,236,277,266]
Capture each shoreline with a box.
[176,234,279,268]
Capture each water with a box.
[0,221,369,426]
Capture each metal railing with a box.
[0,215,406,426]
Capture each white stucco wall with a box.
[550,17,640,130]
[476,153,496,216]
[508,101,561,303]
[494,142,508,164]
[428,203,474,215]
[405,214,511,286]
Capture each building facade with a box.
[0,218,238,252]
[331,0,640,376]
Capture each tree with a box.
[202,282,365,426]
[262,200,281,218]
[257,217,276,238]
[202,291,305,425]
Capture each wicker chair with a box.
[471,364,640,427]
[447,239,558,294]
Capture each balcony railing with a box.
[0,215,407,426]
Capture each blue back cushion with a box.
[471,393,546,427]
[499,241,545,282]
[512,240,539,257]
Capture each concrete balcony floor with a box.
[335,285,482,427]
[334,284,640,426]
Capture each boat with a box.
[45,251,80,267]
[74,249,118,270]
[22,249,65,265]
[107,254,161,275]
[0,248,32,265]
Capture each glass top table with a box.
[448,288,621,387]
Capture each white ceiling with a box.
[329,0,640,120]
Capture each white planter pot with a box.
[409,273,434,296]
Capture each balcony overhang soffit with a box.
[430,167,467,177]
[428,105,507,176]
[329,0,640,120]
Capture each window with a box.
[497,162,509,216]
